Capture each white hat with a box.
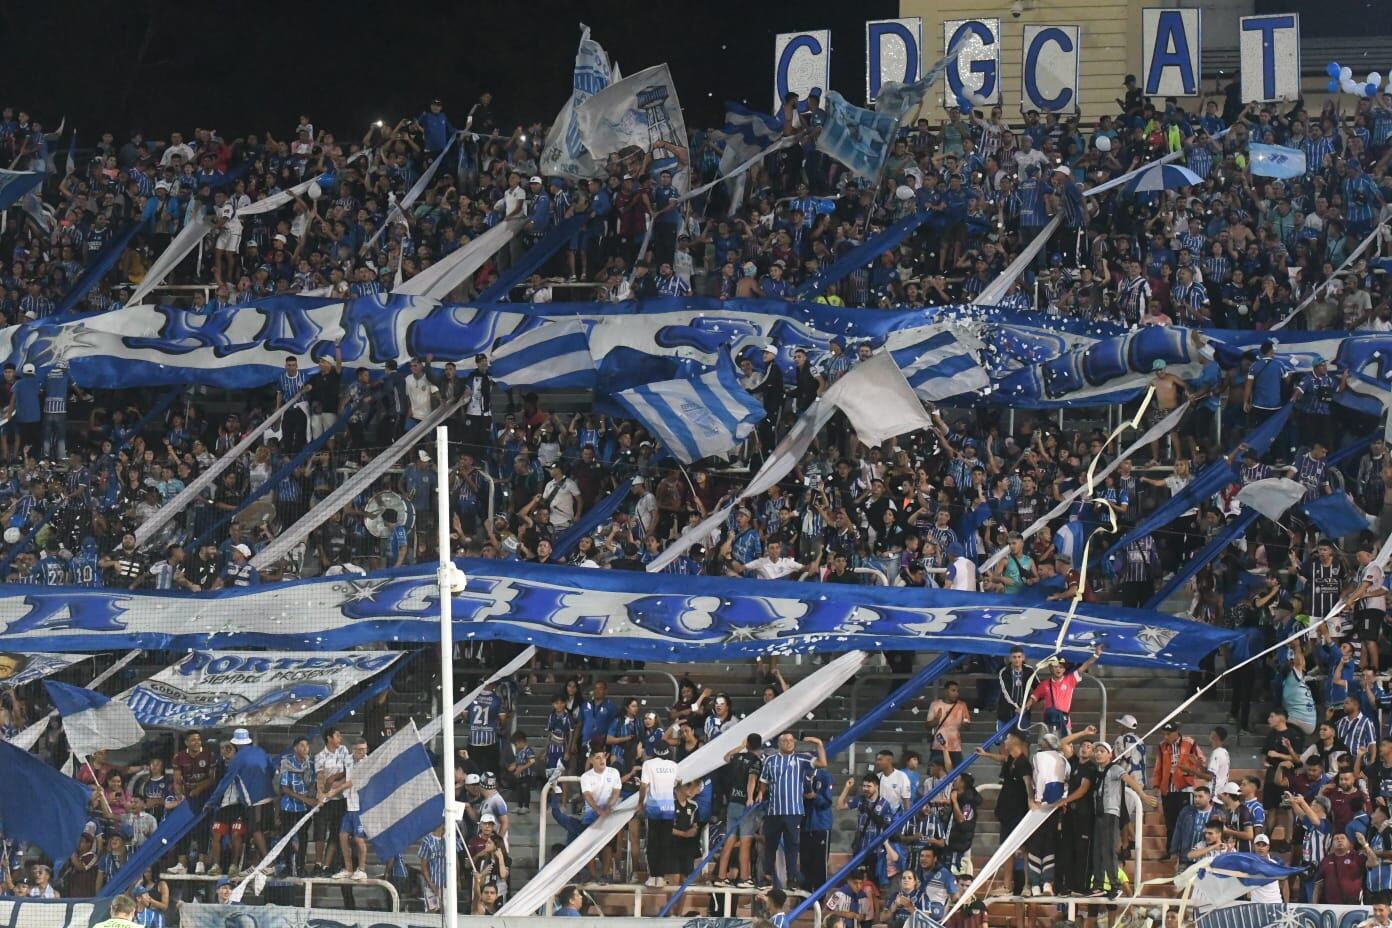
[760,343,777,354]
[154,181,171,192]
[230,728,253,746]
[1253,833,1270,845]
[1219,782,1241,796]
[232,543,252,558]
[1053,165,1073,178]
[464,773,481,785]
[1115,714,1138,730]
[479,813,497,824]
[20,363,34,375]
[529,175,543,185]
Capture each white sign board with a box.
[1142,8,1202,97]
[1020,25,1081,114]
[867,18,922,102]
[774,30,831,112]
[1240,13,1301,102]
[943,19,1002,107]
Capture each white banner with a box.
[774,30,831,111]
[0,652,86,688]
[867,19,922,103]
[1240,14,1300,103]
[1020,25,1080,114]
[575,64,691,190]
[943,19,1001,106]
[121,650,403,728]
[123,210,213,308]
[540,24,615,179]
[1142,8,1202,97]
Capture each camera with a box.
[1010,0,1024,17]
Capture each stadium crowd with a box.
[1,64,1392,925]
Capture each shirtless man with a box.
[1147,359,1188,464]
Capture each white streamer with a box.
[123,211,213,308]
[418,646,537,743]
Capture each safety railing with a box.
[851,567,888,586]
[575,881,821,926]
[843,669,1109,775]
[162,873,401,911]
[982,893,1180,924]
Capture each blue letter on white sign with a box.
[867,18,922,102]
[1022,25,1079,113]
[944,19,1001,106]
[1142,8,1201,97]
[1240,14,1300,103]
[774,31,831,112]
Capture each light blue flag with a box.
[489,318,594,390]
[612,352,765,464]
[1249,142,1306,179]
[356,721,444,861]
[816,91,899,180]
[0,170,43,211]
[723,102,783,152]
[889,329,991,401]
[874,36,964,124]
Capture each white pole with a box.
[435,424,460,928]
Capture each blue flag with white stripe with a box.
[889,329,991,401]
[45,679,146,758]
[817,91,899,180]
[723,102,783,153]
[612,352,765,464]
[489,318,594,390]
[356,720,444,861]
[0,170,43,211]
[1249,142,1306,179]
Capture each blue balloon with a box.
[1329,78,1342,94]
[1367,83,1381,98]
[815,197,837,215]
[1327,61,1342,78]
[955,94,974,114]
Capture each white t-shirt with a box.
[344,754,363,812]
[542,478,581,529]
[1013,148,1049,175]
[742,556,804,580]
[640,758,679,813]
[633,492,657,535]
[1359,563,1387,611]
[1032,750,1069,803]
[1207,746,1231,792]
[580,766,622,810]
[316,744,351,792]
[502,186,527,218]
[877,768,913,812]
[949,556,977,592]
[405,374,438,420]
[1246,872,1283,903]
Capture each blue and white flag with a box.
[817,91,899,180]
[874,37,964,124]
[1249,142,1307,179]
[889,328,991,402]
[1301,493,1372,540]
[489,318,594,390]
[355,721,444,861]
[45,679,146,757]
[0,170,43,211]
[722,102,783,154]
[0,738,92,863]
[576,63,690,189]
[1179,851,1304,910]
[612,353,765,463]
[540,24,614,179]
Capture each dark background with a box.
[0,0,895,143]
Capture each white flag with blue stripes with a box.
[354,720,444,861]
[817,91,898,180]
[612,355,765,464]
[889,328,991,401]
[44,680,145,758]
[489,318,594,390]
[716,103,783,215]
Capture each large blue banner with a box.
[0,559,1238,669]
[8,292,1390,409]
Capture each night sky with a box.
[1,0,896,144]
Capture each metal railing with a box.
[983,893,1179,923]
[575,881,821,925]
[163,873,401,911]
[843,668,1109,775]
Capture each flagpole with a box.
[435,424,460,928]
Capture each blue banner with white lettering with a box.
[0,559,1238,669]
[119,650,405,729]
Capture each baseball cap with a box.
[232,543,252,558]
[479,813,497,825]
[20,364,34,375]
[217,877,232,888]
[1115,714,1138,730]
[1219,782,1241,796]
[1161,722,1179,732]
[529,175,543,185]
[464,773,481,785]
[480,771,497,789]
[1253,833,1270,845]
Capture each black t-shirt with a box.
[1263,726,1306,780]
[185,554,220,589]
[728,751,764,804]
[1068,761,1100,823]
[673,800,697,839]
[307,369,341,412]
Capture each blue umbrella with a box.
[1122,162,1203,195]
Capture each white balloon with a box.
[1340,66,1353,81]
[1342,78,1360,94]
[895,185,915,201]
[1369,72,1383,87]
[1095,136,1113,152]
[307,181,323,200]
[4,528,21,545]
